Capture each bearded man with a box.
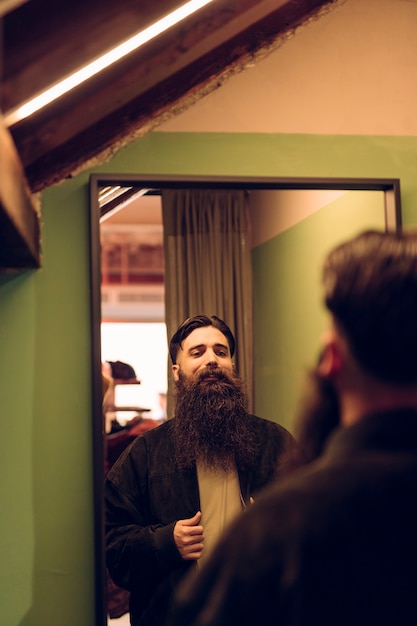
[105,314,297,626]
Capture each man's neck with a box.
[340,387,417,427]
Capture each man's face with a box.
[171,327,253,471]
[172,326,233,382]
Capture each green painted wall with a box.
[0,181,95,626]
[1,132,416,625]
[252,189,386,429]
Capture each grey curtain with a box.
[161,188,253,416]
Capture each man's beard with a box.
[287,367,340,471]
[172,367,257,472]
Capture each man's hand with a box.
[174,511,204,560]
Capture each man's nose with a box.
[204,350,219,367]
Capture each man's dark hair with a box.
[323,229,417,384]
[169,315,236,364]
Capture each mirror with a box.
[89,174,401,625]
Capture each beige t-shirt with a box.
[196,460,243,567]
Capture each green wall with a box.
[252,189,386,429]
[0,182,95,626]
[1,132,416,625]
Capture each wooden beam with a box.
[3,0,335,192]
[0,114,40,270]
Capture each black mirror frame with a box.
[89,174,401,625]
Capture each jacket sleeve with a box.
[104,435,186,593]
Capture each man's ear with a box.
[172,364,180,382]
[318,336,343,379]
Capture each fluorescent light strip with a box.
[4,0,214,127]
[100,188,151,222]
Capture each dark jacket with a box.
[170,409,417,626]
[105,415,296,626]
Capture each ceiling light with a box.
[4,0,214,127]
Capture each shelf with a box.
[107,405,150,412]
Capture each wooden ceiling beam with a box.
[0,116,40,271]
[2,0,334,192]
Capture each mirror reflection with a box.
[90,176,400,625]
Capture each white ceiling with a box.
[158,0,417,137]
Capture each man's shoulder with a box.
[248,413,293,438]
[119,419,172,457]
[107,420,175,483]
[131,418,172,443]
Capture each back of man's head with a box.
[169,314,236,364]
[323,229,417,385]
